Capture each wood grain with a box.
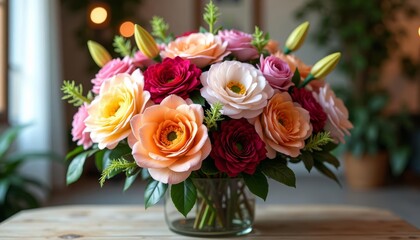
[0,205,419,239]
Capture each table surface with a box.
[0,205,419,239]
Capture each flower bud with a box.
[87,40,112,67]
[284,21,309,54]
[134,24,159,59]
[310,52,341,79]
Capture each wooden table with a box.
[0,205,419,239]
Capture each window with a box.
[0,0,7,123]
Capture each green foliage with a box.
[150,16,172,44]
[291,69,301,86]
[204,102,224,131]
[66,148,99,185]
[251,26,269,55]
[113,36,136,57]
[0,126,61,221]
[61,80,93,107]
[144,179,168,209]
[171,178,197,217]
[203,0,220,34]
[304,132,333,152]
[260,159,296,187]
[243,170,268,201]
[99,158,138,187]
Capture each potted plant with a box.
[296,0,418,189]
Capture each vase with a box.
[164,178,255,237]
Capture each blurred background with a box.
[0,0,420,228]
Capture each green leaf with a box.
[390,147,410,177]
[171,178,197,217]
[314,161,341,186]
[243,171,268,201]
[66,152,89,185]
[94,150,106,172]
[109,143,132,161]
[261,160,296,187]
[189,90,206,106]
[0,180,10,204]
[0,125,25,160]
[301,151,314,172]
[291,68,301,86]
[144,180,168,209]
[65,146,84,161]
[123,171,140,192]
[313,152,340,169]
[200,159,219,175]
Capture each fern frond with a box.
[113,35,135,57]
[204,102,224,131]
[203,0,220,34]
[304,132,333,152]
[99,158,138,187]
[61,80,92,107]
[150,16,169,42]
[252,26,269,54]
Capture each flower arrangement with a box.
[62,0,352,234]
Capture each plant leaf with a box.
[200,159,219,175]
[301,151,314,172]
[109,143,132,160]
[189,90,206,106]
[0,125,26,160]
[144,180,167,209]
[65,146,84,161]
[123,170,140,191]
[0,180,10,204]
[313,152,340,169]
[66,152,89,185]
[314,161,341,186]
[261,160,296,187]
[291,68,301,86]
[390,147,410,177]
[171,178,197,217]
[243,170,268,201]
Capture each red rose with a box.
[291,87,327,133]
[211,118,267,177]
[143,57,202,103]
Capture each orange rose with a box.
[161,33,229,68]
[274,52,311,80]
[255,92,312,158]
[129,95,211,184]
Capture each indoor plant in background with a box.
[296,0,418,189]
[62,1,352,236]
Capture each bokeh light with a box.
[119,21,134,37]
[90,7,108,25]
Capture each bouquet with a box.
[62,0,352,234]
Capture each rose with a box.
[255,92,312,158]
[218,29,258,61]
[129,95,211,184]
[211,118,266,177]
[200,60,274,119]
[132,51,156,69]
[313,84,353,143]
[85,69,151,149]
[258,55,294,91]
[274,52,311,80]
[143,57,202,103]
[91,56,135,94]
[291,87,327,133]
[71,103,92,150]
[161,32,229,68]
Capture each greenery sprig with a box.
[99,158,138,187]
[61,80,93,107]
[151,16,170,43]
[303,131,333,152]
[204,102,224,131]
[203,0,220,34]
[113,36,136,57]
[251,26,269,55]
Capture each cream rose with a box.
[129,95,211,184]
[85,69,151,149]
[161,33,229,68]
[255,92,312,158]
[200,60,274,119]
[313,84,353,143]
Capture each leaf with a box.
[261,160,296,187]
[171,178,197,217]
[243,171,268,201]
[0,125,26,160]
[301,151,314,172]
[109,143,132,160]
[189,90,206,106]
[123,171,140,192]
[314,161,341,186]
[94,150,106,172]
[200,159,219,175]
[291,68,301,86]
[390,147,410,177]
[66,151,90,185]
[0,180,10,204]
[65,146,84,161]
[144,180,168,209]
[313,152,340,169]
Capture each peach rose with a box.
[85,69,151,149]
[129,95,211,184]
[255,92,312,158]
[161,33,229,68]
[274,52,311,80]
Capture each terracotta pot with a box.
[344,152,389,190]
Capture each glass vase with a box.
[164,178,255,237]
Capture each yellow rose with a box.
[161,33,229,68]
[85,69,151,149]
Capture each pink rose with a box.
[218,29,258,61]
[71,103,92,149]
[91,56,135,94]
[258,55,294,91]
[143,57,202,103]
[132,51,156,69]
[313,84,353,143]
[211,118,266,177]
